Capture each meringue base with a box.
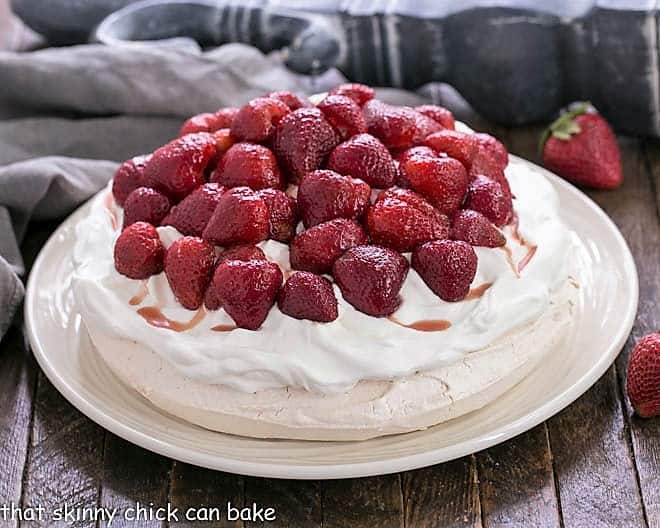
[86,280,577,441]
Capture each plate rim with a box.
[24,158,639,479]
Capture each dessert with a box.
[72,85,579,441]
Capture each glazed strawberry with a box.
[412,240,477,302]
[333,245,409,316]
[210,142,283,190]
[160,183,225,237]
[211,259,283,330]
[114,222,164,279]
[363,100,418,149]
[469,149,512,197]
[267,91,311,111]
[255,188,298,242]
[179,108,238,136]
[289,218,368,274]
[122,187,171,229]
[327,133,397,188]
[202,187,270,246]
[317,94,367,140]
[627,333,660,417]
[278,271,338,322]
[274,108,339,183]
[217,245,266,263]
[204,245,267,310]
[465,175,513,227]
[451,209,506,248]
[144,132,217,201]
[367,188,449,252]
[231,97,290,142]
[297,170,371,228]
[395,146,438,187]
[399,155,468,215]
[474,133,508,170]
[416,105,455,130]
[412,112,443,144]
[112,154,151,206]
[211,128,235,156]
[541,103,622,190]
[423,130,479,169]
[164,236,216,310]
[329,83,375,106]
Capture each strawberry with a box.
[412,240,477,302]
[211,128,235,156]
[112,154,151,206]
[211,259,283,330]
[317,94,368,140]
[395,146,438,187]
[160,183,225,237]
[164,236,216,310]
[144,132,217,201]
[274,108,339,184]
[416,105,455,130]
[541,103,622,190]
[367,188,449,252]
[399,155,468,215]
[297,169,371,228]
[412,112,443,144]
[210,142,283,190]
[179,108,238,136]
[362,100,418,149]
[327,133,397,188]
[451,209,506,248]
[333,245,409,316]
[255,188,298,242]
[474,133,508,170]
[122,187,171,229]
[202,187,270,246]
[267,91,312,111]
[289,218,368,274]
[217,245,267,263]
[204,245,267,311]
[329,83,375,106]
[469,150,512,197]
[231,97,290,142]
[278,271,338,322]
[114,221,165,279]
[464,175,513,226]
[423,130,479,169]
[626,333,660,418]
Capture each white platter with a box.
[24,156,638,479]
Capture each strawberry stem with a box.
[539,101,593,155]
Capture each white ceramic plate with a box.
[24,157,638,479]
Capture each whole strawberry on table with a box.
[112,82,515,330]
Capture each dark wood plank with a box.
[98,435,172,528]
[21,374,105,527]
[0,327,37,528]
[477,426,560,528]
[168,462,243,528]
[243,478,321,528]
[402,456,481,528]
[322,475,403,528]
[545,138,649,528]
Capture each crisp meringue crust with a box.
[72,141,574,396]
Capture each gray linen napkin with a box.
[0,42,429,340]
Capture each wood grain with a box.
[402,456,481,528]
[243,478,321,527]
[0,327,37,528]
[168,463,243,528]
[98,435,172,528]
[322,475,403,528]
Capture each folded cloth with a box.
[0,42,428,341]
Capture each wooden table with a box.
[0,122,658,528]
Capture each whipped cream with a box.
[72,153,574,394]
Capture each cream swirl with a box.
[72,152,574,394]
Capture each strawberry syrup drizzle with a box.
[211,324,237,332]
[137,306,206,332]
[388,316,452,332]
[129,281,149,306]
[104,192,119,231]
[501,214,538,277]
[465,282,493,300]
